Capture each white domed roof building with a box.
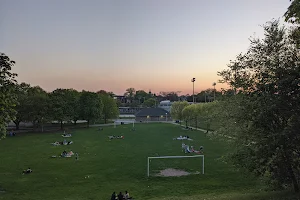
[158,100,173,112]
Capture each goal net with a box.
[147,155,204,177]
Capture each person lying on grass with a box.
[22,167,32,174]
[51,140,73,146]
[108,135,124,140]
[61,150,74,157]
[174,135,193,140]
[62,133,72,137]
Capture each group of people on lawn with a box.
[52,139,73,146]
[111,191,132,200]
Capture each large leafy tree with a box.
[13,82,31,130]
[69,89,81,125]
[285,0,300,49]
[79,91,103,127]
[0,53,18,138]
[49,89,75,130]
[124,88,136,103]
[135,90,148,104]
[170,101,189,124]
[217,20,300,192]
[143,98,156,108]
[27,86,50,131]
[99,93,119,124]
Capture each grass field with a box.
[0,123,295,200]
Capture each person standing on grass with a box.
[75,152,79,160]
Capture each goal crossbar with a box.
[147,155,204,177]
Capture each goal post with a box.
[147,155,204,177]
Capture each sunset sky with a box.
[0,0,291,95]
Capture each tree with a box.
[285,0,300,48]
[0,53,18,138]
[27,86,50,131]
[99,93,119,124]
[182,105,196,128]
[170,101,189,124]
[135,90,148,104]
[124,88,136,103]
[285,0,300,24]
[143,98,156,108]
[198,101,219,132]
[67,89,81,125]
[217,20,300,192]
[13,82,31,130]
[49,89,74,130]
[159,91,180,101]
[79,91,103,127]
[97,90,115,98]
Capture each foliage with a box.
[285,0,300,49]
[124,88,136,103]
[49,89,74,129]
[79,91,103,127]
[170,101,189,123]
[285,0,300,24]
[13,82,31,130]
[99,93,119,123]
[27,86,50,129]
[67,89,81,125]
[159,91,180,101]
[143,98,156,108]
[0,53,18,138]
[217,20,300,192]
[135,90,149,103]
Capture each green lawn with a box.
[0,123,294,200]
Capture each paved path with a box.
[90,121,212,134]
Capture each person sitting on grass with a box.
[118,192,124,200]
[22,167,32,174]
[61,150,67,157]
[199,146,204,153]
[124,191,132,199]
[111,192,116,200]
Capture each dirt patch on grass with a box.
[157,168,190,177]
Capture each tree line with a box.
[120,87,223,108]
[0,63,120,134]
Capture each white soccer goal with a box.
[147,155,204,177]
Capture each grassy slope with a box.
[0,123,293,200]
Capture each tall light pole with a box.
[212,82,216,101]
[191,78,196,104]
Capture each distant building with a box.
[135,108,171,122]
[119,107,143,114]
[158,100,173,112]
